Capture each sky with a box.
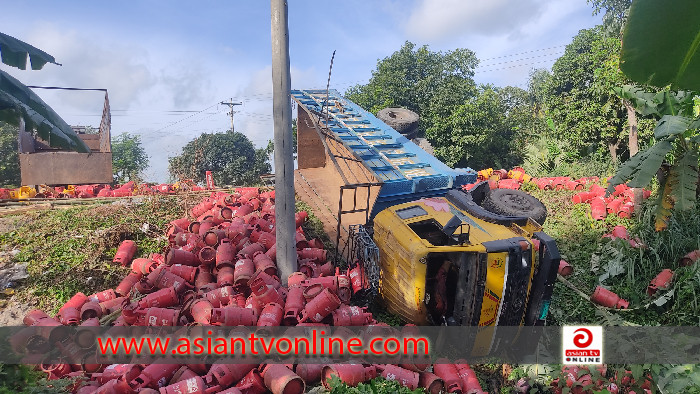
[1,1,602,183]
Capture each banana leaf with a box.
[620,0,700,90]
[0,70,90,153]
[0,32,60,70]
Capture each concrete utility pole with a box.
[270,0,296,283]
[220,99,242,132]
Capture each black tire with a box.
[482,189,548,225]
[377,108,419,138]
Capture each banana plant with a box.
[0,32,90,153]
[608,85,699,231]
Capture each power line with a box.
[477,51,564,68]
[477,45,566,62]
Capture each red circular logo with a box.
[573,328,593,348]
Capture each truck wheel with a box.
[377,108,419,138]
[482,189,548,225]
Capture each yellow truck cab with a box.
[373,182,560,328]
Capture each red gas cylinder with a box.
[245,295,263,317]
[217,266,235,287]
[205,364,257,389]
[250,231,276,250]
[612,183,629,196]
[145,308,179,326]
[197,220,215,238]
[131,258,158,275]
[591,286,629,309]
[116,271,143,296]
[60,292,89,313]
[348,265,366,293]
[300,288,341,323]
[283,286,306,326]
[497,179,521,190]
[231,258,254,288]
[253,252,277,276]
[215,239,235,269]
[647,269,674,296]
[203,286,236,308]
[198,246,217,267]
[94,364,143,384]
[233,368,266,393]
[166,249,199,266]
[113,240,137,266]
[261,364,305,394]
[169,264,198,283]
[379,364,419,390]
[432,361,462,393]
[295,364,322,385]
[99,296,127,314]
[58,307,81,325]
[297,248,327,263]
[454,362,484,393]
[606,198,624,214]
[564,180,583,191]
[251,279,284,306]
[190,299,213,324]
[159,376,207,394]
[204,229,226,247]
[332,305,374,326]
[321,364,377,389]
[94,378,134,393]
[618,201,635,218]
[130,364,181,390]
[572,192,596,204]
[558,260,573,277]
[238,242,265,259]
[191,200,215,219]
[265,243,277,261]
[589,184,606,195]
[257,303,284,327]
[195,267,216,291]
[419,372,444,394]
[210,307,258,326]
[154,270,192,294]
[533,178,553,190]
[590,197,607,220]
[79,302,103,320]
[169,366,199,385]
[138,287,179,309]
[88,289,117,303]
[680,249,700,267]
[287,272,307,287]
[24,309,51,326]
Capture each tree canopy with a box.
[111,133,149,184]
[346,41,539,170]
[168,130,271,186]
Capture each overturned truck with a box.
[292,89,560,330]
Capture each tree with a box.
[168,130,271,186]
[542,27,653,163]
[0,121,20,187]
[111,133,149,184]
[588,0,632,36]
[345,41,479,136]
[426,85,527,170]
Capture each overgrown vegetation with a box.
[0,196,186,312]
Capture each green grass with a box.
[0,196,186,313]
[530,184,700,326]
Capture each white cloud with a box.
[405,0,544,41]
